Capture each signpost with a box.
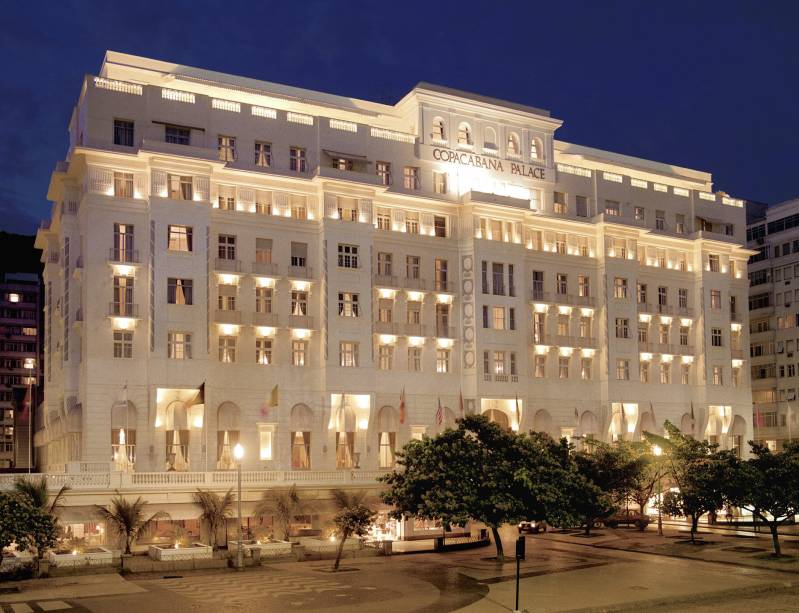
[514,535,525,613]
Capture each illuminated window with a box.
[710,289,721,309]
[681,363,690,385]
[605,200,620,216]
[614,277,628,299]
[403,166,420,190]
[168,332,191,359]
[457,122,472,146]
[258,424,274,461]
[340,342,358,367]
[507,132,520,156]
[218,135,236,162]
[168,174,193,200]
[289,146,307,172]
[378,345,393,370]
[113,331,133,359]
[254,141,272,167]
[554,191,567,215]
[338,292,359,317]
[581,358,592,380]
[255,287,273,314]
[431,117,446,141]
[433,172,447,194]
[256,338,272,365]
[168,225,192,252]
[218,336,236,363]
[436,349,451,373]
[534,355,546,378]
[7,293,19,303]
[292,340,307,366]
[492,306,505,330]
[712,365,723,385]
[376,161,391,186]
[616,359,630,380]
[559,357,569,379]
[167,278,193,305]
[530,137,542,159]
[408,347,422,372]
[660,363,671,384]
[114,172,134,198]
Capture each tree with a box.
[254,484,308,541]
[0,492,57,557]
[726,442,799,556]
[624,443,667,527]
[193,489,234,550]
[571,442,643,535]
[14,476,70,516]
[651,422,737,543]
[382,415,575,562]
[330,489,375,571]
[96,494,169,554]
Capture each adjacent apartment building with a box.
[34,51,753,490]
[747,199,799,448]
[0,273,41,470]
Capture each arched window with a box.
[484,127,497,150]
[532,409,553,437]
[290,404,313,470]
[483,408,509,429]
[530,137,543,160]
[111,400,137,469]
[165,400,189,471]
[507,132,521,156]
[377,406,399,468]
[332,402,357,469]
[216,402,241,469]
[457,122,473,146]
[431,117,446,141]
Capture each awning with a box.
[322,149,368,161]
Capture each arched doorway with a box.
[532,409,553,437]
[111,400,137,470]
[289,404,313,470]
[216,402,241,470]
[377,406,399,468]
[483,409,509,429]
[165,400,189,471]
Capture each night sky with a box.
[1,0,796,234]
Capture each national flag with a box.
[399,387,406,425]
[459,389,465,418]
[690,401,695,421]
[436,397,443,426]
[574,407,580,426]
[754,404,764,428]
[515,395,521,429]
[269,385,279,407]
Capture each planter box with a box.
[229,540,292,558]
[299,537,361,554]
[47,548,113,568]
[148,543,213,561]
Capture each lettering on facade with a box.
[432,148,546,180]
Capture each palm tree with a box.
[95,493,168,555]
[14,476,70,516]
[330,489,375,571]
[192,489,234,550]
[254,485,307,541]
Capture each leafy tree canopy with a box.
[0,492,57,555]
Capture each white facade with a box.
[34,51,754,479]
[747,199,799,448]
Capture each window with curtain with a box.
[167,278,193,305]
[336,432,355,468]
[291,431,310,469]
[378,432,396,468]
[168,225,192,252]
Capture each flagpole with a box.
[27,375,32,474]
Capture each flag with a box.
[399,387,406,425]
[436,397,443,426]
[18,386,31,425]
[690,401,695,421]
[269,385,279,407]
[515,395,521,429]
[459,389,465,418]
[259,402,269,419]
[754,404,764,428]
[619,404,627,439]
[574,407,580,426]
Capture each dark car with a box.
[518,520,547,534]
[603,510,651,529]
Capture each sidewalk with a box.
[0,573,146,603]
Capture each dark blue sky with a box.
[1,0,796,234]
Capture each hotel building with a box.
[747,199,799,448]
[26,51,752,537]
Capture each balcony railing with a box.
[108,248,139,264]
[433,278,457,293]
[214,310,243,325]
[108,303,139,318]
[289,315,314,329]
[251,261,280,276]
[403,323,429,337]
[435,326,455,339]
[214,258,242,273]
[252,312,279,327]
[530,289,551,302]
[287,265,313,280]
[570,294,596,308]
[374,321,401,335]
[403,277,427,291]
[373,274,399,288]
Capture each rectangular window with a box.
[378,345,393,370]
[340,342,359,367]
[658,286,668,307]
[376,209,391,230]
[167,278,193,305]
[254,141,272,167]
[112,275,134,315]
[492,263,505,295]
[113,172,134,198]
[681,363,690,385]
[291,291,308,317]
[436,349,451,373]
[292,340,307,366]
[581,358,592,380]
[556,273,568,295]
[557,314,569,336]
[676,214,685,234]
[435,259,449,292]
[634,207,645,222]
[290,242,307,268]
[615,318,629,339]
[168,225,192,252]
[433,172,447,194]
[113,119,134,146]
[218,135,236,161]
[614,277,628,299]
[377,252,393,276]
[605,200,620,216]
[255,238,273,264]
[338,292,359,317]
[575,195,588,217]
[708,254,720,272]
[712,366,723,385]
[660,363,671,384]
[532,270,544,300]
[218,336,236,363]
[289,146,307,172]
[492,306,505,330]
[533,313,546,343]
[256,338,272,365]
[255,287,273,313]
[338,244,359,268]
[168,174,193,200]
[508,264,515,297]
[553,191,567,215]
[408,347,422,372]
[578,275,589,297]
[113,331,133,359]
[678,288,688,309]
[405,212,419,234]
[434,215,447,237]
[559,356,569,379]
[679,326,689,346]
[711,327,723,347]
[655,210,665,230]
[710,290,721,309]
[659,324,669,344]
[403,166,420,190]
[640,362,650,383]
[376,161,391,186]
[616,359,630,380]
[218,234,236,260]
[534,355,546,378]
[165,124,190,145]
[168,332,192,359]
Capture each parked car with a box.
[603,510,651,529]
[518,520,547,534]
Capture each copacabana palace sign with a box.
[431,147,550,181]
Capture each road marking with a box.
[37,602,71,611]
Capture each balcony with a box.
[403,323,429,337]
[483,373,520,383]
[577,337,597,349]
[656,304,673,316]
[435,326,456,339]
[677,306,695,318]
[214,258,242,273]
[554,335,577,347]
[731,348,745,359]
[373,274,399,288]
[289,315,314,329]
[108,248,139,264]
[214,310,243,325]
[570,294,596,308]
[252,312,279,327]
[251,261,280,276]
[433,278,457,293]
[638,341,653,352]
[530,290,551,303]
[108,303,139,318]
[287,265,313,280]
[403,277,428,291]
[731,312,742,323]
[374,321,401,335]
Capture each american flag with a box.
[435,397,443,426]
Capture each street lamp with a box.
[23,358,35,474]
[233,442,244,571]
[652,444,663,536]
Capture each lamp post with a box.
[233,442,244,571]
[652,444,663,536]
